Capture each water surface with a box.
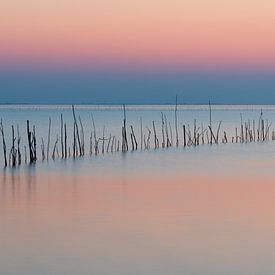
[1,106,275,274]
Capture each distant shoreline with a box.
[1,104,275,112]
[1,103,275,106]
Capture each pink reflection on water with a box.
[1,161,275,274]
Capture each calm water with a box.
[1,105,275,274]
[0,104,275,158]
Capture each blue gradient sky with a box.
[0,68,275,104]
[1,0,275,104]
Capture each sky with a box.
[1,0,275,104]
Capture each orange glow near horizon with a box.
[1,0,275,69]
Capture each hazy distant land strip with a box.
[2,104,275,111]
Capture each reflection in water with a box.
[1,145,275,274]
[0,166,37,209]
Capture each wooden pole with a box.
[0,119,7,167]
[47,117,51,161]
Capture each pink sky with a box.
[1,0,275,70]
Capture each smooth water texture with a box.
[1,105,275,274]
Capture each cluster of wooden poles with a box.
[0,102,274,168]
